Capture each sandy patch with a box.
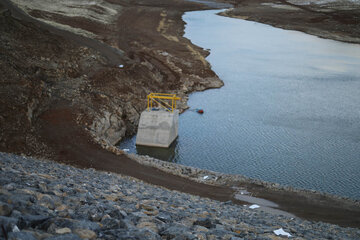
[186,44,208,67]
[262,3,302,10]
[10,0,121,24]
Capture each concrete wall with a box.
[136,110,179,148]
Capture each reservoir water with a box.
[119,10,360,200]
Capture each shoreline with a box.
[219,9,360,45]
[124,152,360,228]
[126,153,360,205]
[217,0,360,45]
[108,3,360,227]
[1,0,360,230]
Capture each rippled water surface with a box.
[119,10,360,199]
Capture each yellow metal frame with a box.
[147,93,181,112]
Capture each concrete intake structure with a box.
[136,109,179,148]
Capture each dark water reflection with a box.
[120,137,178,163]
[119,10,360,199]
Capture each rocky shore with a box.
[1,0,360,237]
[1,152,360,240]
[125,153,360,228]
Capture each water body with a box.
[119,10,360,199]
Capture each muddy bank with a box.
[36,101,360,228]
[0,0,222,157]
[219,0,360,44]
[1,0,359,230]
[125,153,360,228]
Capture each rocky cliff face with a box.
[0,0,222,158]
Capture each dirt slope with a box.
[0,0,222,158]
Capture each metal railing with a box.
[147,93,181,112]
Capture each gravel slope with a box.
[1,152,359,240]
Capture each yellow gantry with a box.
[147,93,181,112]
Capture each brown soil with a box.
[37,101,360,228]
[0,0,359,229]
[38,101,236,202]
[244,182,360,228]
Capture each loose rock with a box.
[0,152,359,240]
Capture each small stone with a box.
[119,210,127,217]
[193,218,215,229]
[101,217,121,230]
[89,212,102,222]
[144,209,159,216]
[10,210,22,219]
[222,234,238,240]
[44,233,82,240]
[18,189,37,197]
[264,234,286,240]
[0,202,13,216]
[21,215,50,228]
[12,225,20,232]
[38,182,48,192]
[120,218,135,230]
[207,234,218,240]
[58,211,69,218]
[73,229,96,240]
[55,205,68,212]
[104,194,119,201]
[194,225,209,232]
[52,191,64,197]
[122,196,138,202]
[8,231,37,240]
[137,221,158,233]
[38,173,54,180]
[160,224,193,239]
[0,216,19,233]
[29,231,53,240]
[156,212,172,223]
[116,229,161,240]
[100,214,111,222]
[4,183,16,191]
[72,220,101,232]
[195,233,207,240]
[139,204,154,211]
[131,211,147,219]
[39,196,55,210]
[199,211,209,218]
[0,189,11,196]
[55,227,72,234]
[108,208,126,219]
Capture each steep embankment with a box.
[0,0,223,159]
